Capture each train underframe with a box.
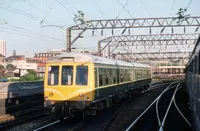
[44,82,150,120]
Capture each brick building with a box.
[34,53,58,77]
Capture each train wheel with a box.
[60,106,66,121]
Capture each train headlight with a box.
[79,93,84,97]
[49,92,54,97]
[44,96,48,100]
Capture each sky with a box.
[0,0,199,57]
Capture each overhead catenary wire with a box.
[139,0,153,17]
[40,8,52,25]
[91,0,108,19]
[115,0,129,19]
[25,0,65,24]
[24,0,45,13]
[5,28,64,42]
[186,0,192,10]
[9,24,64,42]
[116,0,134,18]
[0,6,41,21]
[0,6,53,25]
[1,23,65,43]
[55,0,74,16]
[169,0,175,16]
[1,30,64,44]
[60,0,79,12]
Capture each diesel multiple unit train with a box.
[186,35,200,131]
[44,52,151,118]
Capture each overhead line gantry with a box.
[66,16,200,60]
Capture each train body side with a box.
[93,64,151,101]
[44,52,151,117]
[186,35,200,131]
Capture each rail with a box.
[125,80,181,131]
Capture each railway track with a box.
[0,106,49,130]
[32,98,129,131]
[125,81,193,131]
[100,81,177,131]
[5,80,187,131]
[32,80,175,131]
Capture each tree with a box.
[27,69,37,76]
[19,69,40,81]
[0,65,4,69]
[20,73,37,81]
[6,64,16,69]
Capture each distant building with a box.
[5,50,38,76]
[34,53,56,63]
[34,48,98,77]
[0,40,6,57]
[0,54,5,65]
[34,52,59,77]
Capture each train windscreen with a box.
[61,66,73,85]
[76,66,88,85]
[48,66,59,85]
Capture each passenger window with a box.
[76,66,88,85]
[120,69,124,82]
[113,69,116,84]
[48,66,59,85]
[105,69,109,85]
[102,68,106,86]
[99,68,103,87]
[95,68,98,87]
[99,74,103,86]
[62,66,73,85]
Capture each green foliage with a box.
[6,64,16,69]
[0,65,4,69]
[27,69,37,76]
[19,70,41,82]
[9,78,20,82]
[160,63,167,66]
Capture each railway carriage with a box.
[186,35,200,131]
[44,52,151,118]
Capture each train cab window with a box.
[61,66,73,85]
[76,66,88,85]
[48,66,59,85]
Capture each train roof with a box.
[47,52,150,68]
